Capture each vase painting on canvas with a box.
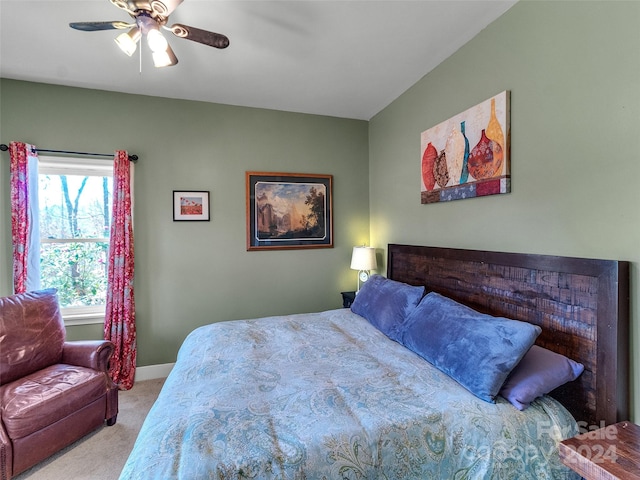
[421,91,510,204]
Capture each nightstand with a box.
[341,291,356,308]
[559,421,640,479]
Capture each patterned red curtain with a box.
[9,141,40,294]
[104,150,136,390]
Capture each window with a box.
[38,156,113,324]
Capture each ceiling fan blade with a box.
[69,21,133,32]
[150,0,184,17]
[168,24,229,49]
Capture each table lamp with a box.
[350,246,377,292]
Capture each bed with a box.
[119,244,629,479]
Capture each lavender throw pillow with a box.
[499,345,584,410]
[350,275,424,341]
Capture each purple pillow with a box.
[499,345,584,410]
[350,275,424,341]
[398,292,541,403]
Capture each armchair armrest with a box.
[62,340,115,372]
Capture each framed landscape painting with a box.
[420,90,510,204]
[246,172,333,251]
[173,191,210,221]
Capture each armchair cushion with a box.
[0,289,65,385]
[1,364,107,439]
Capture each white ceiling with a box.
[0,0,516,120]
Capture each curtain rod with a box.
[0,144,138,162]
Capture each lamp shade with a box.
[115,27,141,57]
[350,246,377,271]
[147,28,169,53]
[152,44,178,67]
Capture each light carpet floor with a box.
[14,378,165,480]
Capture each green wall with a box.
[0,80,370,366]
[2,0,638,422]
[369,0,640,421]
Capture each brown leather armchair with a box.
[0,289,118,479]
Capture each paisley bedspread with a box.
[119,309,580,480]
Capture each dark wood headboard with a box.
[387,244,629,428]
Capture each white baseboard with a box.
[134,363,174,382]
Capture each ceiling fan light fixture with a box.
[147,28,169,53]
[114,27,141,56]
[70,0,229,68]
[152,44,178,67]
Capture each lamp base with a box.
[356,270,371,293]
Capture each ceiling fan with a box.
[69,0,229,68]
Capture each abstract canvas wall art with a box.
[421,91,510,204]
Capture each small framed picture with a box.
[173,191,210,221]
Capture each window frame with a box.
[38,156,114,325]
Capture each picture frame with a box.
[246,172,333,251]
[173,190,210,221]
[420,90,510,204]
